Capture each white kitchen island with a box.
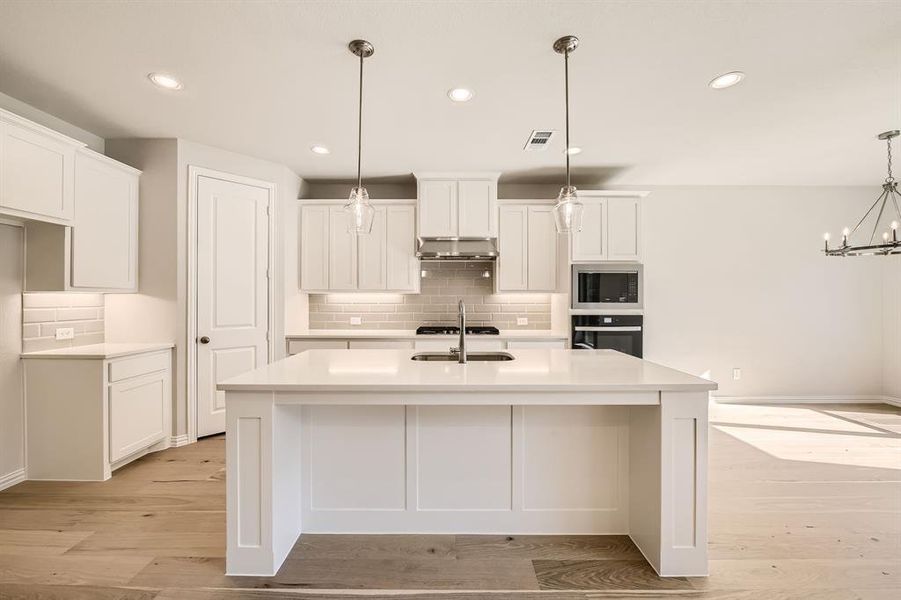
[219,349,717,578]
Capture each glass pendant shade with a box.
[344,186,375,234]
[553,185,584,233]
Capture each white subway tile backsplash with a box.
[22,293,105,353]
[309,262,551,330]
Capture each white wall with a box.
[884,257,901,401]
[106,138,302,440]
[640,186,886,399]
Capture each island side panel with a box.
[226,391,302,576]
[658,390,709,576]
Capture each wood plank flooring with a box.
[0,402,898,599]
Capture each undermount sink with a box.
[411,352,515,362]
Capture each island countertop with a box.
[218,348,717,395]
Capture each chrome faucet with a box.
[450,299,467,364]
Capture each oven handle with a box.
[574,326,642,332]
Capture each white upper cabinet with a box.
[497,203,558,293]
[357,206,387,290]
[571,193,645,262]
[300,201,419,293]
[0,110,83,225]
[328,206,358,290]
[385,205,419,291]
[300,205,329,291]
[418,180,457,237]
[70,149,139,290]
[415,173,499,239]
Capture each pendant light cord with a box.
[356,51,364,190]
[564,48,571,189]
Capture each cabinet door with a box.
[606,197,641,261]
[497,206,527,291]
[571,199,606,261]
[70,151,138,290]
[328,206,358,290]
[301,206,330,290]
[418,180,457,237]
[458,180,494,237]
[358,206,387,290]
[386,205,418,291]
[527,206,557,291]
[0,120,76,224]
[109,370,168,463]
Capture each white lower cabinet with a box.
[301,202,419,293]
[349,340,415,349]
[497,204,558,292]
[24,348,172,481]
[506,340,567,349]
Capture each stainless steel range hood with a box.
[416,238,498,261]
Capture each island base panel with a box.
[226,393,708,577]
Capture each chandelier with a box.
[551,35,584,234]
[824,130,900,256]
[344,39,376,235]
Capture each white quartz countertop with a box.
[286,329,568,340]
[21,342,175,360]
[219,349,717,393]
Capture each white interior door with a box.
[0,224,24,481]
[196,175,271,437]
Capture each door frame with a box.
[186,166,276,442]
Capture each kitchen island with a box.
[219,349,717,578]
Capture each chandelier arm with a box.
[890,188,901,222]
[869,193,888,244]
[849,189,886,238]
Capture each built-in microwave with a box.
[571,263,643,310]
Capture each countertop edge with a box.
[286,330,569,340]
[21,343,175,360]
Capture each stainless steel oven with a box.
[571,263,643,310]
[571,314,643,358]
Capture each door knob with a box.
[199,336,210,344]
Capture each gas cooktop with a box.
[416,325,500,335]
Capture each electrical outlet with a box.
[350,316,362,326]
[55,327,75,340]
[732,368,742,380]
[517,317,528,326]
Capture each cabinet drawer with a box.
[287,339,349,355]
[109,371,167,462]
[108,351,170,382]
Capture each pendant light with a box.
[823,130,901,256]
[344,39,376,235]
[552,35,584,234]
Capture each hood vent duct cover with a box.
[416,238,498,261]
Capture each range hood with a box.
[416,238,498,261]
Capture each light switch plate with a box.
[732,368,742,380]
[517,317,528,326]
[350,316,362,326]
[55,327,75,340]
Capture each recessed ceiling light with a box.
[447,88,474,102]
[148,72,183,90]
[565,146,582,155]
[310,145,330,155]
[708,71,745,89]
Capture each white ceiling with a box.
[0,0,898,185]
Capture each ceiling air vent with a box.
[523,130,556,151]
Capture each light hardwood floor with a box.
[0,402,898,599]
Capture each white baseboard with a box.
[170,434,192,447]
[712,395,895,406]
[0,468,26,491]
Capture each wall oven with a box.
[571,314,643,358]
[572,263,643,310]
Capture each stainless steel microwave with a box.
[571,263,643,310]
